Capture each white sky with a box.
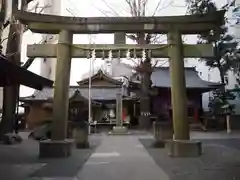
[19,0,230,97]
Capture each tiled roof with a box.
[20,86,125,101]
[77,69,122,86]
[21,87,78,101]
[151,67,221,89]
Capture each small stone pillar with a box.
[72,121,89,149]
[116,92,122,126]
[39,30,73,158]
[152,121,173,148]
[109,92,128,135]
[166,27,201,157]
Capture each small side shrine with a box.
[20,88,101,129]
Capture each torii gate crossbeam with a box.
[13,9,225,34]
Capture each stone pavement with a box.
[75,136,170,180]
[1,131,240,180]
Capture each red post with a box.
[194,107,199,123]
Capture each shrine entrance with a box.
[13,8,224,158]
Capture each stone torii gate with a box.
[13,9,225,158]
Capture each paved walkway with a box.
[75,136,170,180]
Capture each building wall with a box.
[25,104,52,129]
[152,89,202,117]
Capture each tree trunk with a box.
[214,42,227,122]
[138,60,152,130]
[0,0,22,138]
[0,23,21,138]
[215,43,226,101]
[137,32,152,130]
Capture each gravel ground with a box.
[140,138,240,180]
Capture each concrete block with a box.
[39,139,73,158]
[165,139,202,157]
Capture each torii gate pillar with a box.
[39,30,73,158]
[165,28,202,157]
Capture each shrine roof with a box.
[20,87,78,102]
[151,67,222,89]
[77,69,123,87]
[20,86,127,102]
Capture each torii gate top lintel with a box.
[13,9,225,34]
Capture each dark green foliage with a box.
[208,89,236,116]
[186,0,240,115]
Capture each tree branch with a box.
[101,0,119,16]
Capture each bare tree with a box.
[94,0,174,129]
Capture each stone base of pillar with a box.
[39,139,73,158]
[109,126,129,135]
[165,139,202,157]
[76,141,90,149]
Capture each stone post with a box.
[165,27,202,157]
[39,30,73,158]
[116,92,122,126]
[109,92,128,135]
[167,28,189,140]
